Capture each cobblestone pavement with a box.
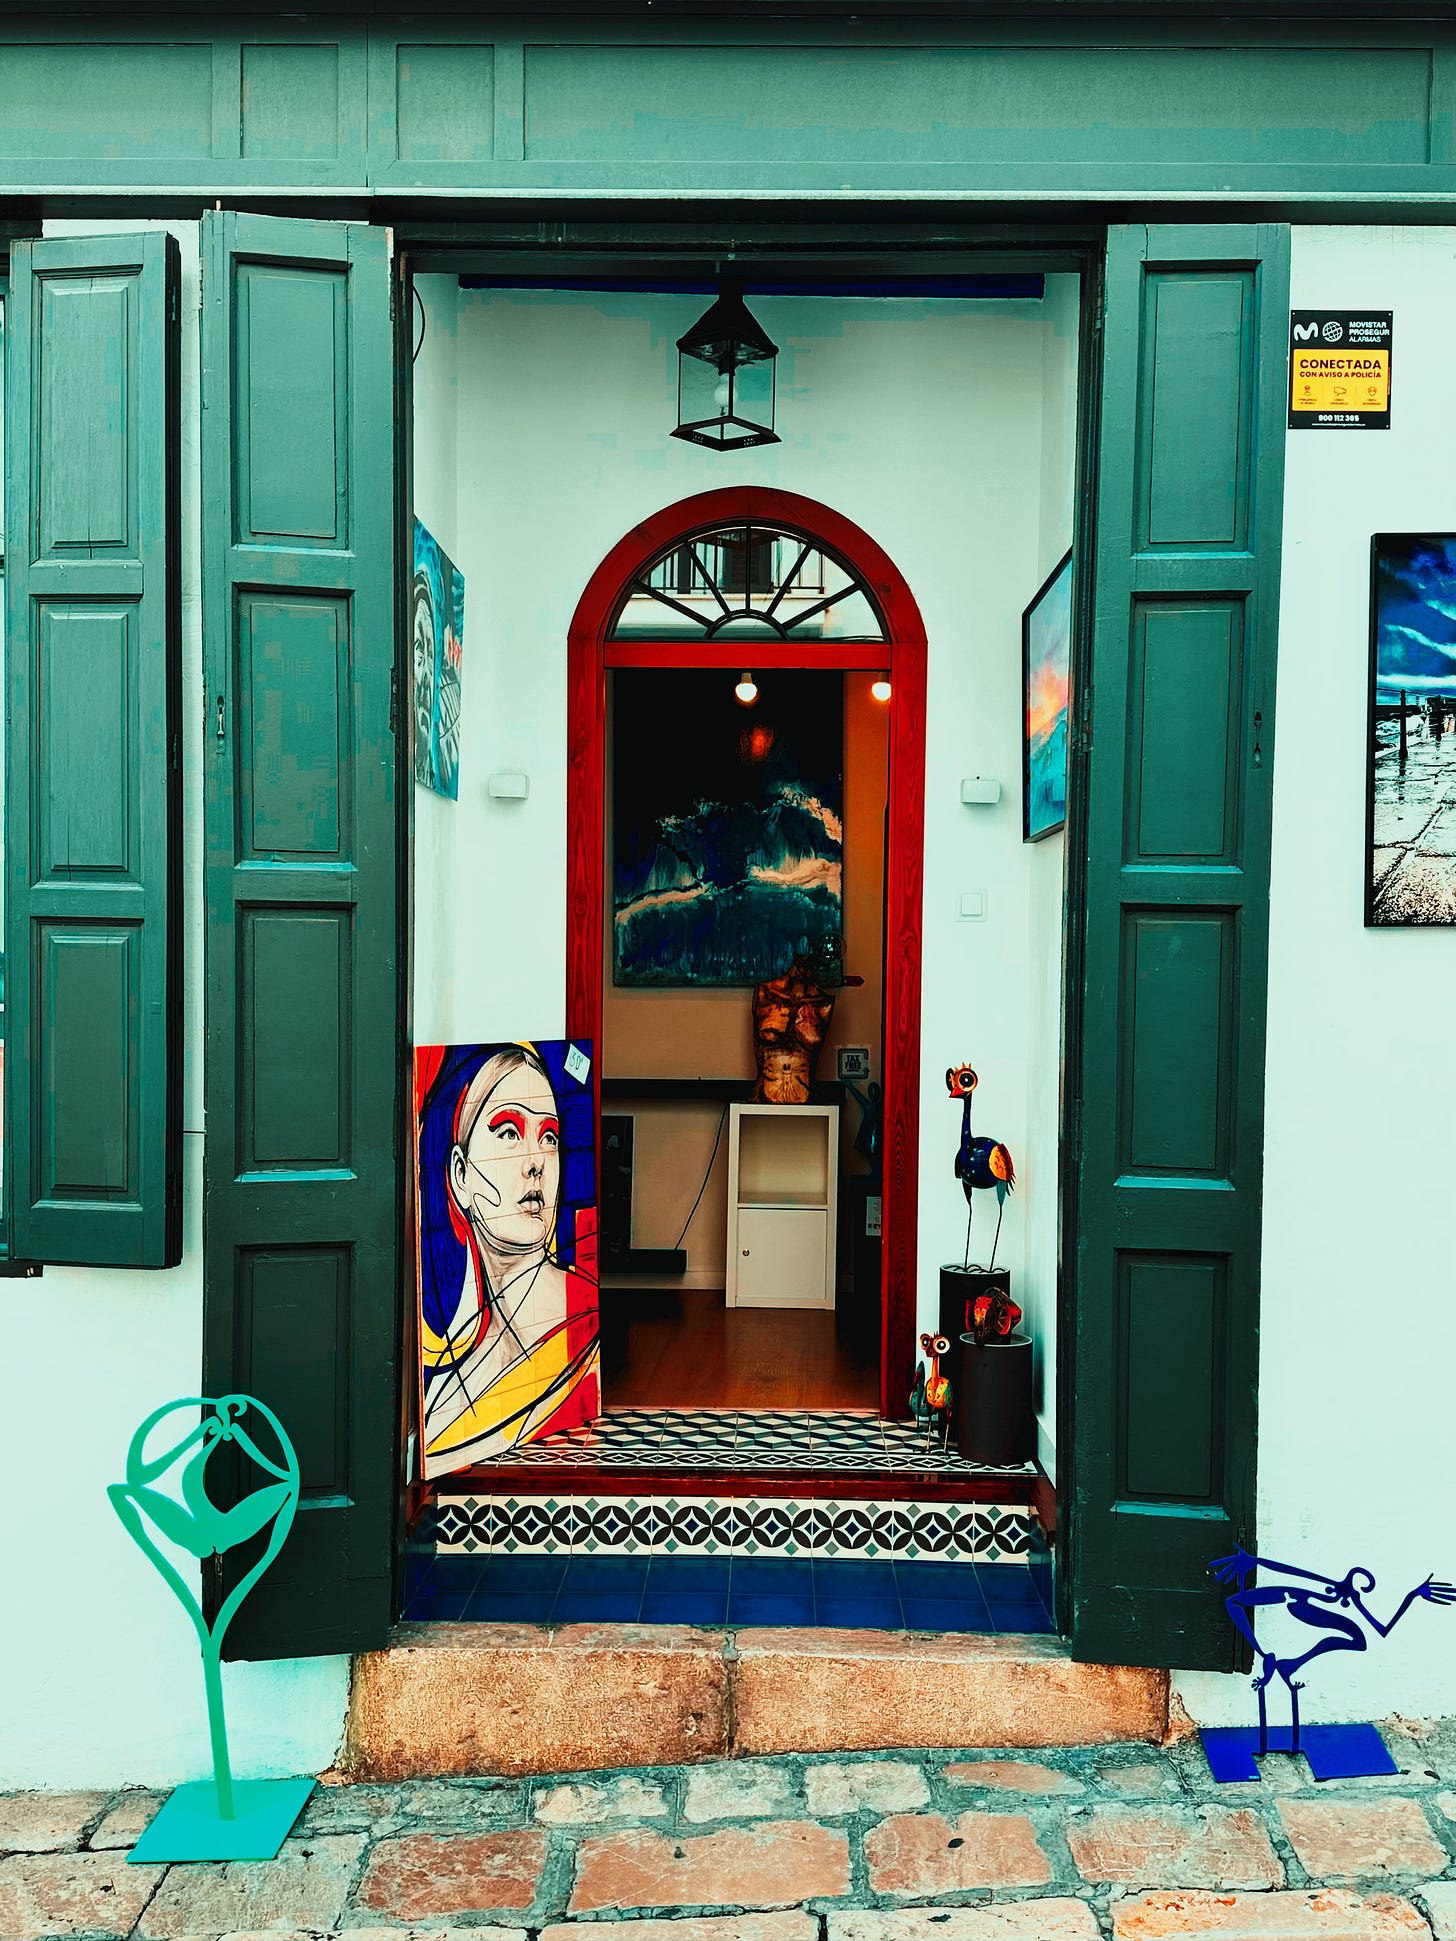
[8,1724,1456,1940]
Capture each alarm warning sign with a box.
[1289,312,1392,430]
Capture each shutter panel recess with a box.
[200,214,400,1659]
[1068,225,1289,1671]
[4,233,182,1268]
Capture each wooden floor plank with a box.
[601,1287,879,1411]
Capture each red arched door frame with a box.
[567,487,926,1419]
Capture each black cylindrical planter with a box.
[939,1264,1013,1395]
[939,1264,1013,1342]
[956,1332,1034,1466]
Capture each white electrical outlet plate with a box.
[959,891,987,921]
[837,1045,871,1081]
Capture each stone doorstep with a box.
[342,1622,1167,1780]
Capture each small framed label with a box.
[564,1042,592,1086]
[1289,311,1392,430]
[866,1194,882,1238]
[837,1045,871,1082]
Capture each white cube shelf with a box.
[725,1102,838,1309]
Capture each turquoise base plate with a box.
[128,1776,315,1863]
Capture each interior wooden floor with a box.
[600,1286,880,1411]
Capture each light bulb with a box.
[734,671,758,705]
[713,370,733,417]
[871,677,892,702]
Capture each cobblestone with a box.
[0,1792,108,1854]
[1280,1798,1450,1882]
[5,1728,1456,1938]
[0,1851,165,1937]
[863,1809,1052,1894]
[570,1820,851,1912]
[354,1830,550,1922]
[137,1833,368,1938]
[1068,1804,1283,1889]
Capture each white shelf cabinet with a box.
[725,1103,838,1310]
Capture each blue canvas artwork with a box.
[1022,550,1072,843]
[412,517,464,799]
[613,669,843,986]
[1369,535,1456,925]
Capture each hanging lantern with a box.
[672,287,780,452]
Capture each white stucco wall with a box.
[411,280,1078,1398]
[41,225,1456,1779]
[1178,225,1456,1728]
[0,221,349,1790]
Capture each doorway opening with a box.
[570,491,926,1434]
[404,272,1081,1639]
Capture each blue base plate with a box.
[1201,1722,1398,1784]
[128,1776,315,1862]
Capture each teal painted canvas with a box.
[412,518,464,798]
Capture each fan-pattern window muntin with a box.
[612,521,888,643]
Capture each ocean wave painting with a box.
[612,669,844,986]
[1368,534,1456,926]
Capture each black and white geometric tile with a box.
[435,1492,1036,1564]
[463,1407,1037,1478]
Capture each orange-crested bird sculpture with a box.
[910,1332,955,1452]
[947,1063,1016,1271]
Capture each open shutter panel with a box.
[1068,224,1288,1671]
[4,233,182,1268]
[201,213,401,1659]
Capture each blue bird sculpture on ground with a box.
[1211,1547,1456,1755]
[946,1063,1015,1271]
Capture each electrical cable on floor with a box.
[674,1104,730,1249]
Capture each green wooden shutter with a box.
[201,213,401,1659]
[1067,224,1289,1671]
[4,233,182,1267]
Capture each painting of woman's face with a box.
[450,1065,561,1256]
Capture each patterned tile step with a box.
[466,1406,1037,1478]
[434,1492,1036,1563]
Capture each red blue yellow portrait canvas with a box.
[414,1041,600,1479]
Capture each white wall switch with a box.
[959,890,987,921]
[488,772,530,799]
[960,776,1002,806]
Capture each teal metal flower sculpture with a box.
[108,1394,314,1861]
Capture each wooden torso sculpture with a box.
[751,956,836,1105]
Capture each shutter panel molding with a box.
[1067,224,1289,1672]
[201,213,401,1659]
[4,231,182,1268]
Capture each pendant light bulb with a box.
[735,671,759,705]
[871,677,893,702]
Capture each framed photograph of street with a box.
[1368,534,1456,926]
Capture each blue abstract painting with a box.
[612,669,843,986]
[1022,550,1072,843]
[412,517,464,799]
[1369,534,1456,924]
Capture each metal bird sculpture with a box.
[910,1332,955,1451]
[946,1063,1016,1271]
[1211,1547,1456,1756]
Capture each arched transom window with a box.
[610,521,889,643]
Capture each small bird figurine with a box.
[968,1287,1022,1344]
[947,1063,1016,1271]
[910,1332,955,1452]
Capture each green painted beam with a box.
[0,17,1449,206]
